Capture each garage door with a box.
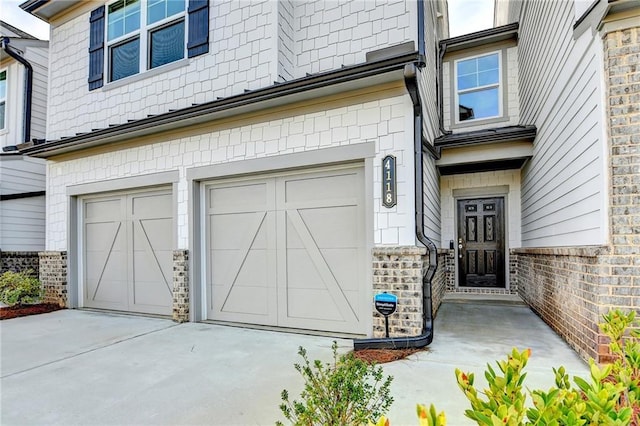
[207,165,366,334]
[83,189,173,315]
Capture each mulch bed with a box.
[352,347,427,364]
[0,303,64,320]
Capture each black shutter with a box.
[88,6,105,90]
[187,0,209,58]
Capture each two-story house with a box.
[17,0,639,362]
[0,21,49,274]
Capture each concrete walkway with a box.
[0,300,588,425]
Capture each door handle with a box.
[458,238,463,259]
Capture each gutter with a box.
[353,63,438,350]
[437,42,452,136]
[21,52,421,157]
[2,37,33,144]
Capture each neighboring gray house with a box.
[0,21,49,273]
[16,0,639,362]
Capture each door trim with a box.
[453,186,510,290]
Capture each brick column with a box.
[372,246,427,338]
[172,250,189,322]
[38,251,67,307]
[599,26,640,362]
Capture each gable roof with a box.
[0,20,37,39]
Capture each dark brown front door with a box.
[457,197,505,288]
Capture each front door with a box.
[457,197,505,288]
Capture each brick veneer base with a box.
[172,250,189,322]
[372,246,428,338]
[39,251,68,307]
[0,251,40,275]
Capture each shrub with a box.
[436,309,639,425]
[277,341,394,426]
[374,309,639,425]
[0,269,42,306]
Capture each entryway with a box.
[457,197,505,288]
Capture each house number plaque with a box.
[382,155,397,208]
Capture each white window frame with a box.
[0,68,7,131]
[453,50,503,124]
[105,0,188,83]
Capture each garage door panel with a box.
[283,172,359,204]
[320,249,359,291]
[297,207,359,248]
[210,212,269,250]
[285,289,344,321]
[209,182,272,213]
[85,198,122,221]
[217,285,271,317]
[285,249,327,290]
[131,193,172,219]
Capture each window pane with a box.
[148,0,185,25]
[478,69,499,86]
[457,58,477,77]
[477,54,499,72]
[108,0,140,41]
[111,38,140,81]
[0,102,5,130]
[150,20,185,68]
[458,74,477,91]
[458,87,500,121]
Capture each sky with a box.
[1,0,494,42]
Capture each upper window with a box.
[107,0,186,82]
[0,70,6,130]
[455,52,501,122]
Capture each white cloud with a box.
[448,0,495,38]
[0,0,50,40]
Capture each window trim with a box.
[453,50,503,125]
[0,68,7,131]
[105,0,188,83]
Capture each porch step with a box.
[443,293,526,306]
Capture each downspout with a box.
[2,38,33,143]
[353,63,438,350]
[437,41,452,135]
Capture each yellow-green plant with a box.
[277,341,394,426]
[0,269,42,306]
[374,309,640,425]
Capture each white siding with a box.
[46,0,417,142]
[518,0,606,246]
[423,153,441,247]
[24,46,49,140]
[45,91,416,251]
[292,0,415,79]
[0,156,46,194]
[0,196,45,251]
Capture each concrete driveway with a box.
[1,299,588,425]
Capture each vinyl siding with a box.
[518,0,606,247]
[423,152,441,247]
[25,46,49,140]
[0,196,46,251]
[0,156,46,194]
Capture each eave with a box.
[20,52,421,158]
[434,125,537,148]
[439,23,519,53]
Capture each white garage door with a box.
[83,189,173,315]
[206,165,366,334]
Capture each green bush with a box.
[277,341,394,426]
[375,309,639,426]
[0,269,42,306]
[425,309,640,426]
